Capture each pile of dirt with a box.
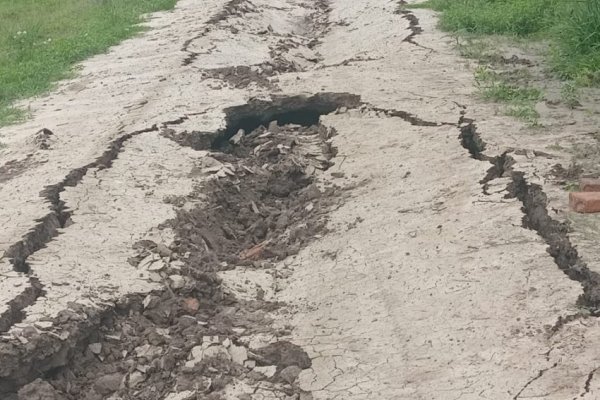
[5,120,341,400]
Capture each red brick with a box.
[580,178,600,192]
[570,192,600,213]
[239,242,267,261]
[182,297,200,313]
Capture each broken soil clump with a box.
[3,118,341,399]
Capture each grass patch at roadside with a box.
[0,0,177,127]
[474,66,542,125]
[411,0,600,85]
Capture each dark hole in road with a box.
[211,92,361,148]
[458,118,486,160]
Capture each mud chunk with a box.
[18,379,66,400]
[279,365,303,384]
[228,344,248,364]
[254,365,277,378]
[94,373,123,395]
[253,341,311,369]
[29,128,54,150]
[230,129,245,145]
[88,342,102,355]
[155,243,172,257]
[128,371,145,387]
[169,274,185,289]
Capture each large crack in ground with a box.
[395,1,435,52]
[0,125,159,335]
[0,94,359,399]
[456,117,600,398]
[458,118,600,313]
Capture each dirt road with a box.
[2,0,600,399]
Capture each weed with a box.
[0,105,28,127]
[506,104,540,125]
[564,181,579,192]
[560,81,581,109]
[474,67,541,102]
[474,66,542,125]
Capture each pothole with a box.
[1,99,349,399]
[162,92,361,150]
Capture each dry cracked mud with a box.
[4,0,600,399]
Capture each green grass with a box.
[474,66,542,125]
[412,0,600,84]
[0,0,177,127]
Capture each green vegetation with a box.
[412,0,600,84]
[474,66,542,125]
[0,0,177,126]
[560,81,581,109]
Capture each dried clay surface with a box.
[2,0,600,399]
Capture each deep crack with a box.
[395,1,434,51]
[371,105,456,127]
[0,125,158,334]
[457,117,600,313]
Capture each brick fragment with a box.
[570,192,600,213]
[580,178,600,192]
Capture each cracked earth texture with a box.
[3,0,600,398]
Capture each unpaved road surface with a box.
[3,0,600,399]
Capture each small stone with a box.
[280,365,302,384]
[254,366,277,378]
[94,373,123,395]
[202,345,231,361]
[148,272,163,282]
[164,391,195,400]
[21,326,38,338]
[33,321,53,330]
[190,345,204,359]
[223,338,231,348]
[138,254,159,270]
[136,365,149,373]
[182,297,200,313]
[88,343,102,354]
[134,344,162,359]
[268,120,280,133]
[228,345,248,365]
[128,371,145,387]
[202,336,219,347]
[229,129,245,145]
[155,243,172,257]
[147,259,165,271]
[244,360,256,369]
[169,275,185,289]
[143,295,156,309]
